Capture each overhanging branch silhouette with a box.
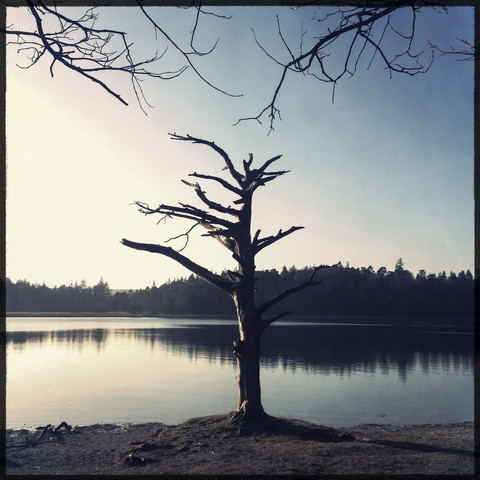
[121,238,234,294]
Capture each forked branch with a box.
[429,38,477,62]
[164,222,200,253]
[254,226,304,254]
[4,1,237,113]
[235,0,435,131]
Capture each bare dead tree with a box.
[2,0,239,112]
[121,133,339,425]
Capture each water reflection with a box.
[261,324,473,382]
[7,320,473,382]
[6,318,474,428]
[7,329,110,352]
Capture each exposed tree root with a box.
[228,402,276,431]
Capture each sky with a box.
[5,5,475,290]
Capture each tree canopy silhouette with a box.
[121,133,339,425]
[6,263,474,318]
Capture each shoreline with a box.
[6,419,474,435]
[5,415,475,475]
[6,311,235,318]
[5,311,474,325]
[5,416,475,433]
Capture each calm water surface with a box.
[6,316,474,429]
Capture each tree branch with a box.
[188,172,243,196]
[164,221,200,253]
[250,170,291,191]
[256,262,341,318]
[6,1,237,113]
[252,154,283,178]
[181,179,241,217]
[169,133,245,187]
[25,1,130,105]
[200,225,238,253]
[429,37,477,62]
[121,238,234,294]
[261,310,292,331]
[136,0,241,99]
[135,201,235,230]
[254,226,304,254]
[235,0,430,132]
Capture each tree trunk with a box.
[227,193,270,425]
[229,314,269,425]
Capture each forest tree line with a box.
[5,259,474,318]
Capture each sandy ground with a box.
[5,414,476,476]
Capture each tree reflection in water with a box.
[7,319,473,382]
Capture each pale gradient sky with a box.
[6,5,474,290]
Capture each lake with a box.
[6,316,474,429]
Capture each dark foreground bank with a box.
[5,414,475,476]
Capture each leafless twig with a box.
[3,0,238,112]
[235,1,436,132]
[165,221,200,253]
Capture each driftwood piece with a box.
[8,421,73,450]
[31,424,53,444]
[53,421,73,433]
